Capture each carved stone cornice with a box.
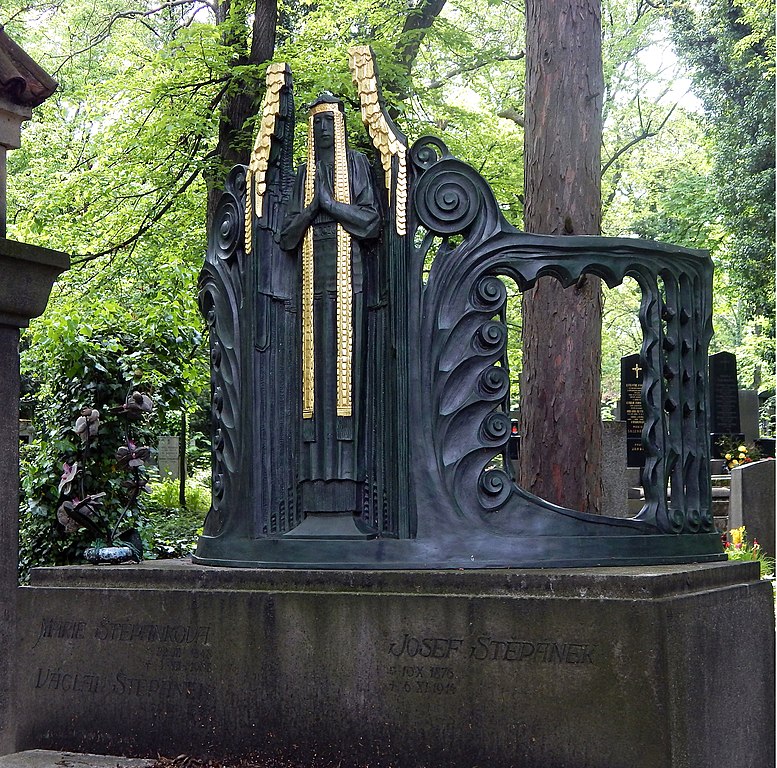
[0,237,69,327]
[0,26,57,109]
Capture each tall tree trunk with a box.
[206,0,278,227]
[520,0,604,513]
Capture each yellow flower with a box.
[730,527,745,547]
[738,453,746,459]
[731,460,739,466]
[725,453,732,460]
[738,445,747,452]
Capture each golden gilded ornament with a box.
[348,45,408,236]
[245,63,288,255]
[301,102,354,419]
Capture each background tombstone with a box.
[738,389,760,444]
[708,351,743,457]
[729,459,775,560]
[157,435,181,481]
[620,353,645,468]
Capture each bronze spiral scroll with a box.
[471,275,507,313]
[477,366,510,401]
[479,411,511,447]
[478,468,513,510]
[410,136,448,171]
[414,160,482,235]
[473,320,507,355]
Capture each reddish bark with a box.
[520,0,604,513]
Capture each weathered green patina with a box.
[194,50,723,568]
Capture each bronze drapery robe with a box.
[280,149,381,512]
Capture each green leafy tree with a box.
[664,0,775,317]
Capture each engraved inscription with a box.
[388,635,462,658]
[468,636,595,663]
[34,617,87,646]
[387,633,595,664]
[34,668,207,699]
[384,633,597,696]
[29,616,214,700]
[624,382,644,437]
[93,618,211,644]
[35,616,211,646]
[387,665,457,695]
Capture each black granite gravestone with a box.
[620,353,645,468]
[709,351,743,458]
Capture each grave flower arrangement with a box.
[56,391,154,564]
[724,526,774,578]
[716,437,761,471]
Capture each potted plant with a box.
[56,391,153,564]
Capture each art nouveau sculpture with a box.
[195,49,724,568]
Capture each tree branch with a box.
[51,0,215,74]
[498,107,524,126]
[70,163,204,265]
[395,0,448,75]
[428,51,525,89]
[601,101,678,177]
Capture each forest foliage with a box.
[3,0,774,566]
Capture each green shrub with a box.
[143,478,210,559]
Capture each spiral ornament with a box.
[410,136,448,171]
[471,275,507,313]
[214,194,243,260]
[473,320,507,355]
[479,411,511,446]
[477,366,510,401]
[210,341,223,369]
[212,473,224,501]
[212,386,224,415]
[664,504,685,534]
[685,506,701,533]
[478,469,512,510]
[414,159,482,235]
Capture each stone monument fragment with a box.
[0,26,67,756]
[729,459,775,559]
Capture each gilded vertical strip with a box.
[301,119,316,419]
[348,45,408,236]
[333,109,353,418]
[245,63,287,254]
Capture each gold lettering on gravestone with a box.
[624,382,644,437]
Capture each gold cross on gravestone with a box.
[632,363,642,377]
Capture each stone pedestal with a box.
[0,238,68,754]
[729,459,776,559]
[16,560,775,768]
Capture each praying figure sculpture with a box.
[279,94,382,534]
